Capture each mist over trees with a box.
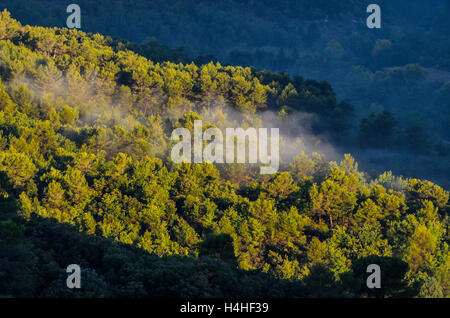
[2,0,449,188]
[0,11,448,298]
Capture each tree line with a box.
[0,11,448,297]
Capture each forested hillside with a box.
[4,0,450,187]
[0,11,448,297]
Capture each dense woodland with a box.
[0,10,448,297]
[2,0,450,187]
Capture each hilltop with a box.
[0,11,448,297]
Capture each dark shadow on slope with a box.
[1,197,308,298]
[0,197,418,298]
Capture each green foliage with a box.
[341,255,418,298]
[0,12,447,298]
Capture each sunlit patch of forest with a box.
[0,11,448,297]
[3,0,450,188]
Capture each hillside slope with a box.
[0,11,448,297]
[2,0,450,188]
